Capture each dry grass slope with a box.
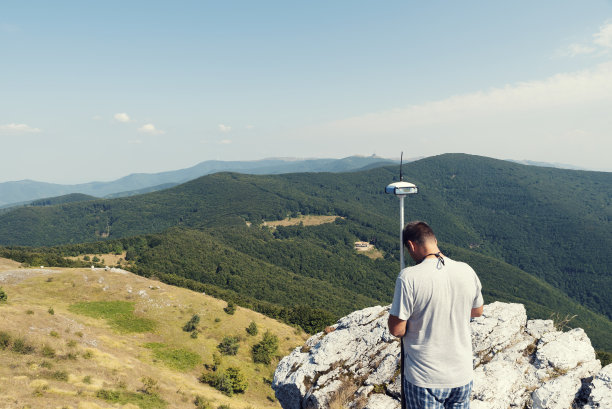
[0,257,308,409]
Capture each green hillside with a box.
[0,258,308,408]
[0,154,610,350]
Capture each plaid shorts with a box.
[404,379,472,409]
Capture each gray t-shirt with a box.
[390,257,483,388]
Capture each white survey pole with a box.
[385,158,417,409]
[385,180,417,270]
[400,195,405,270]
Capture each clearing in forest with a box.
[262,215,341,228]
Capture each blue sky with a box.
[2,1,612,183]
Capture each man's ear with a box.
[406,240,416,253]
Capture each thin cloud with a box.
[114,113,131,123]
[564,43,596,57]
[562,21,612,57]
[245,125,255,130]
[218,124,232,133]
[594,22,612,48]
[138,123,165,135]
[92,115,103,121]
[310,62,612,134]
[294,62,612,171]
[0,123,41,133]
[219,139,232,144]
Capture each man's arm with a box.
[388,314,407,337]
[471,305,483,318]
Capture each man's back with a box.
[391,257,482,388]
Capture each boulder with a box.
[273,302,604,409]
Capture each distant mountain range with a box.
[1,153,610,352]
[0,156,396,207]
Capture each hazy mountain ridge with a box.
[0,156,395,207]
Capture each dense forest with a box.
[0,153,610,351]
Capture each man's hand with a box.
[388,314,407,337]
[471,305,484,318]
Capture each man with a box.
[388,221,483,409]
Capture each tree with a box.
[223,301,236,315]
[246,321,258,336]
[183,314,200,332]
[251,331,279,364]
[199,366,248,396]
[217,336,240,356]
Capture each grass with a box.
[96,388,167,409]
[68,301,156,333]
[144,343,201,371]
[263,215,340,227]
[0,259,309,408]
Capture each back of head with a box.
[403,221,436,247]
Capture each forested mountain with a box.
[0,153,610,351]
[0,155,394,206]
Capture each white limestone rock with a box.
[471,302,526,362]
[365,393,400,409]
[584,364,612,409]
[472,360,526,408]
[536,328,597,372]
[526,319,555,339]
[532,374,582,409]
[272,302,605,409]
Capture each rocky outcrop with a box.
[273,302,610,409]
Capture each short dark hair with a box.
[403,221,436,247]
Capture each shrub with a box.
[223,302,236,315]
[190,331,198,339]
[0,331,11,349]
[183,314,200,332]
[96,389,120,401]
[50,370,69,381]
[0,287,7,303]
[41,344,56,358]
[141,376,159,395]
[246,321,258,336]
[217,336,240,356]
[251,331,279,365]
[83,375,92,384]
[12,337,35,354]
[199,367,247,396]
[48,307,55,315]
[194,395,212,409]
[50,330,59,338]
